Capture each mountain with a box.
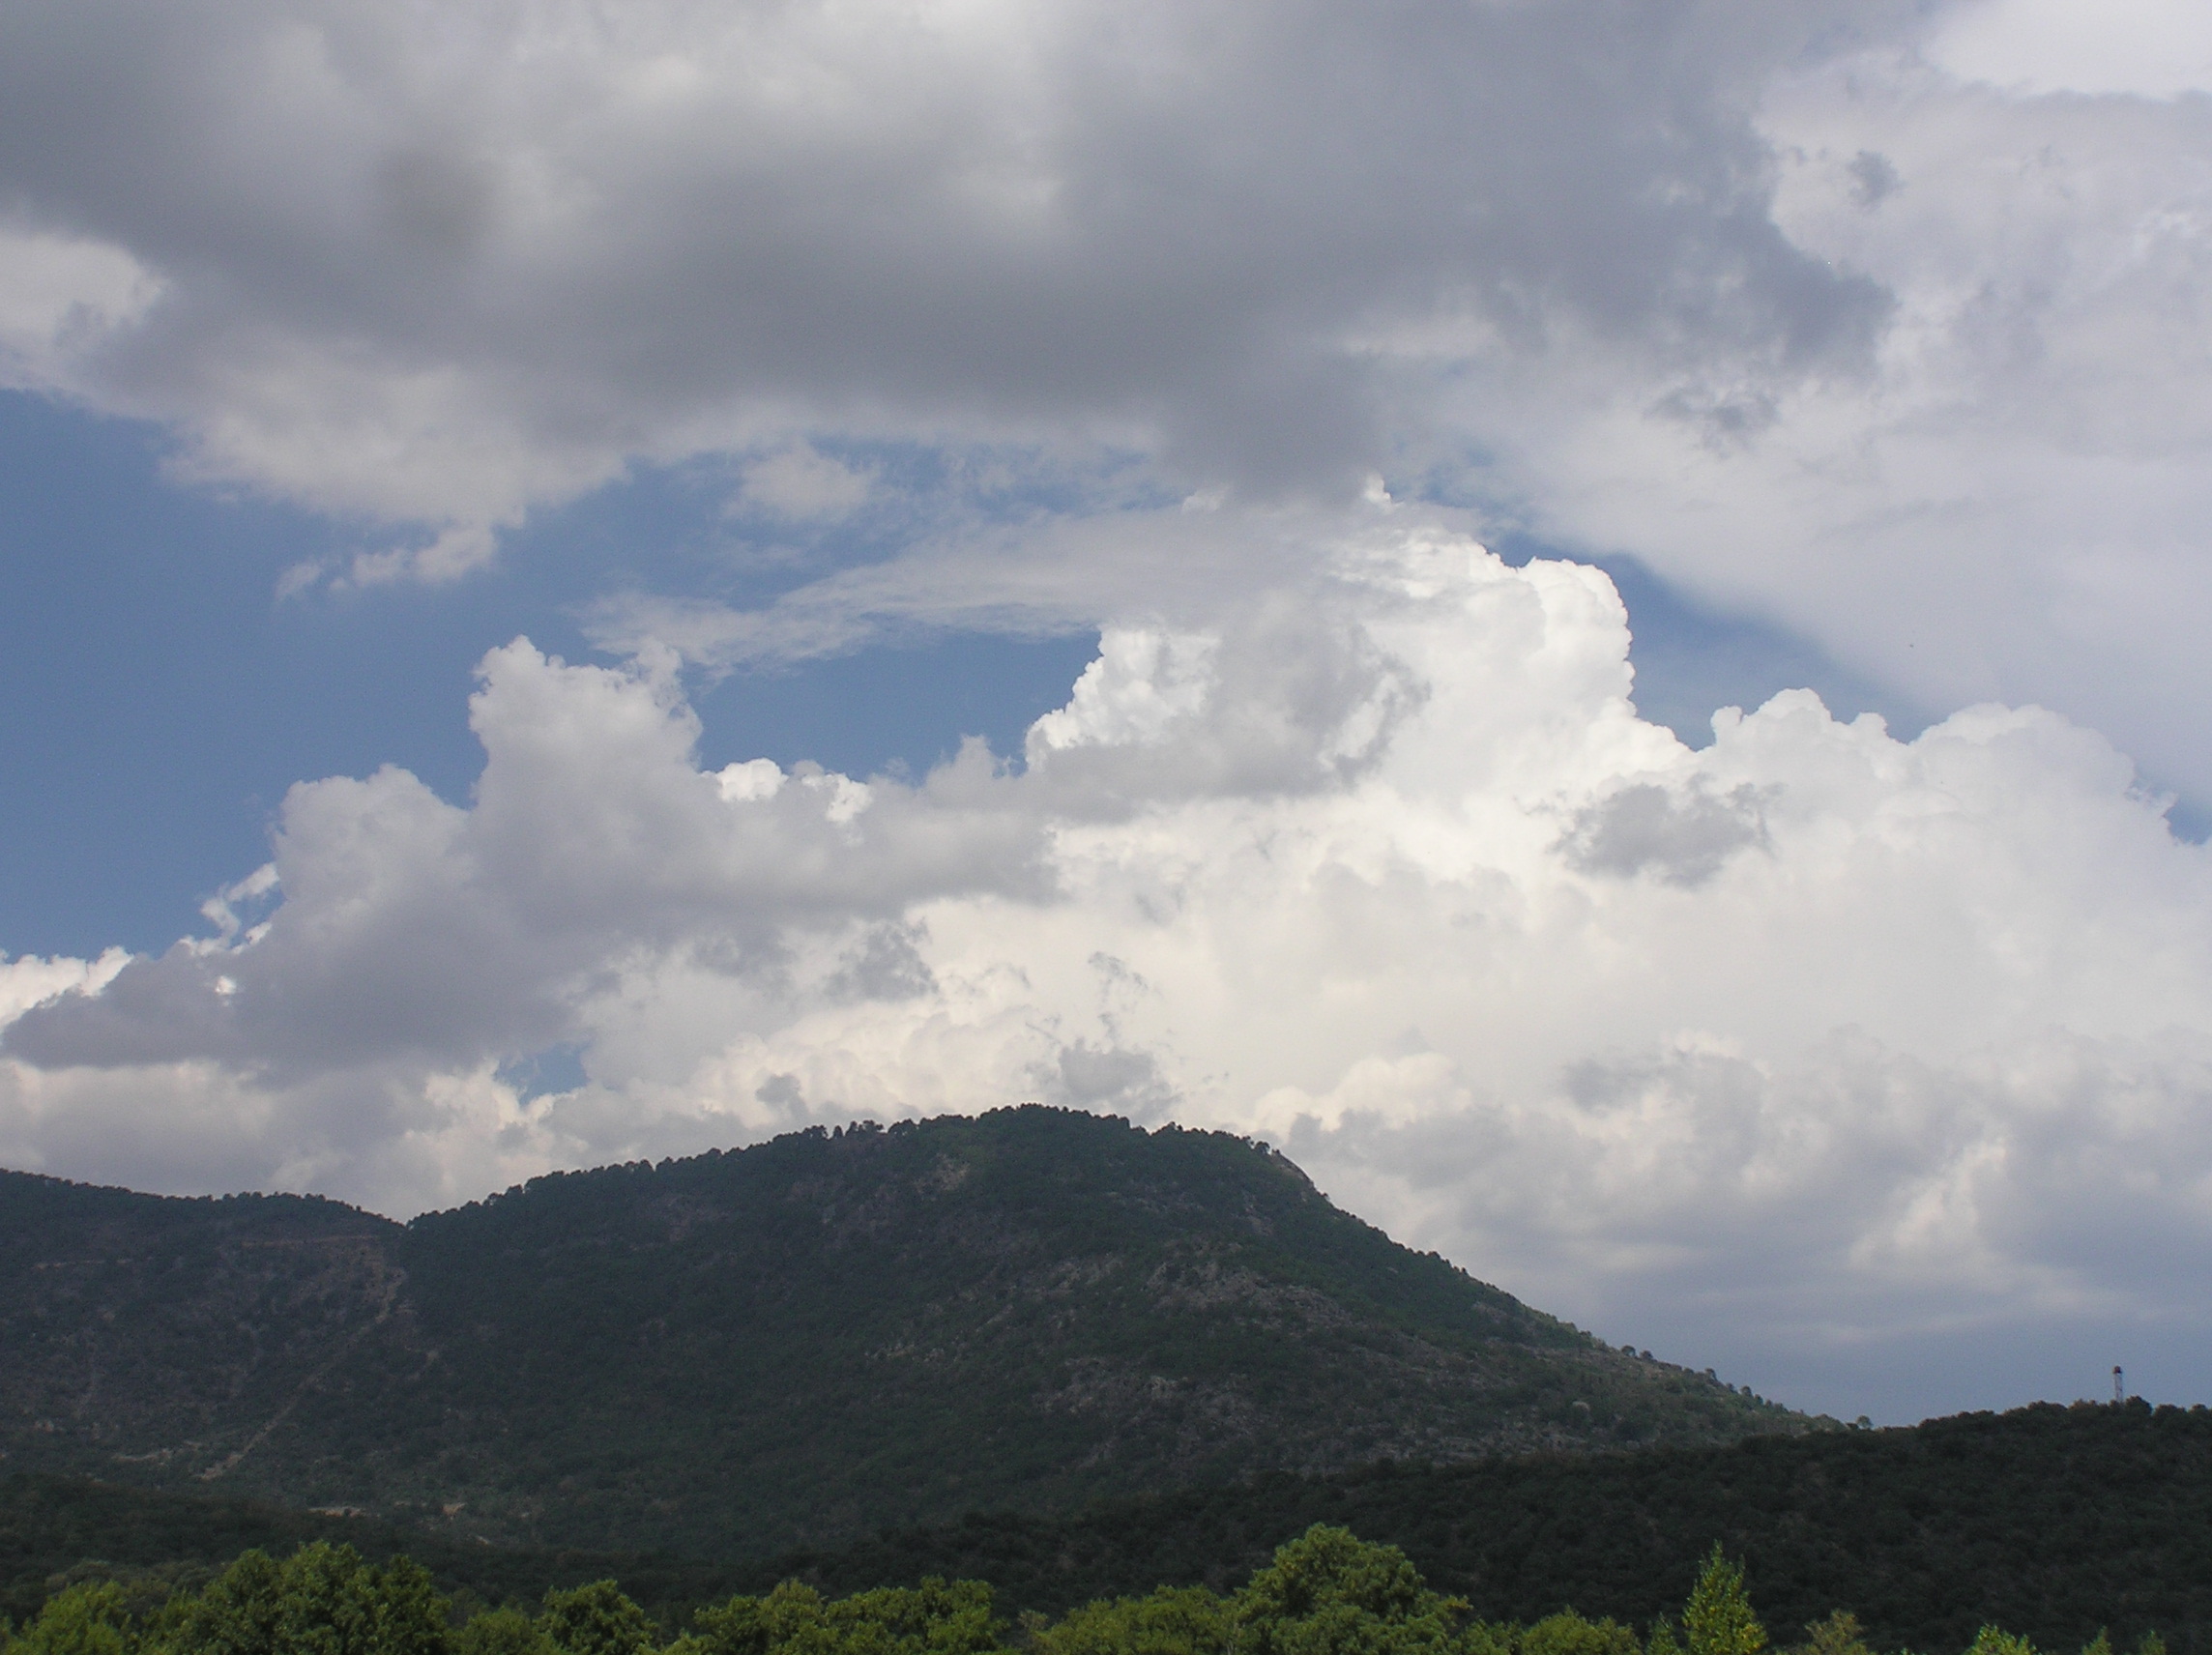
[0,1106,1807,1557]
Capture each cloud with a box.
[1925,0,2212,98]
[0,0,1881,537]
[0,947,129,1025]
[1489,43,2212,798]
[739,442,875,520]
[1557,780,1770,886]
[8,517,2212,1416]
[9,0,2212,808]
[0,224,163,390]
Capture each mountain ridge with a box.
[0,1107,1810,1557]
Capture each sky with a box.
[3,0,2212,1429]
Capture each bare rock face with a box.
[0,1107,1809,1559]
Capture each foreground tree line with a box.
[0,1526,2168,1655]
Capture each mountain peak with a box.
[0,1109,1810,1559]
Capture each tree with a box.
[1798,1613,1869,1655]
[679,1583,827,1655]
[674,1593,771,1655]
[1230,1525,1468,1655]
[1030,1587,1233,1655]
[818,1582,999,1655]
[159,1550,287,1655]
[276,1542,377,1655]
[454,1611,554,1655]
[680,1579,997,1655]
[156,1544,450,1655]
[15,1583,133,1655]
[1516,1614,1638,1655]
[1679,1551,1763,1655]
[538,1583,655,1655]
[364,1558,452,1655]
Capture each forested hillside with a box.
[0,1510,2190,1655]
[0,1109,1798,1556]
[745,1399,2212,1654]
[0,1470,733,1630]
[7,1402,2207,1655]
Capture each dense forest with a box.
[0,1472,734,1632]
[7,1404,2208,1655]
[0,1522,2170,1655]
[1,1110,1801,1554]
[694,1400,2212,1654]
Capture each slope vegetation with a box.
[748,1399,2212,1653]
[6,1404,2209,1655]
[0,1108,1798,1554]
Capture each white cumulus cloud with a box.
[6,516,2210,1419]
[1492,38,2212,798]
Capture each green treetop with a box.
[12,1583,134,1655]
[1680,1550,1763,1655]
[1231,1525,1470,1655]
[680,1579,998,1655]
